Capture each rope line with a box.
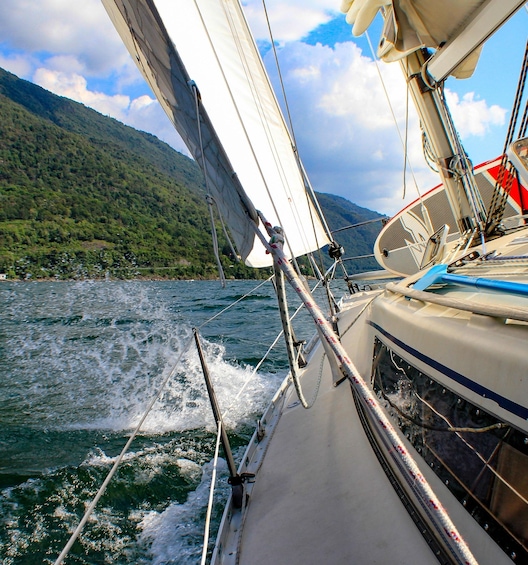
[206,194,227,288]
[198,276,273,330]
[253,216,478,565]
[54,334,195,565]
[200,421,223,565]
[211,195,240,261]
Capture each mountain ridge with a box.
[0,67,384,280]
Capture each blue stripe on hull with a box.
[368,320,528,421]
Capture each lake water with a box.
[0,279,317,564]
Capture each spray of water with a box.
[0,280,286,564]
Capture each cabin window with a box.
[371,338,528,561]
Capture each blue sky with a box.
[0,0,526,215]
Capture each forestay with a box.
[102,0,331,267]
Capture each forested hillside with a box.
[0,68,383,280]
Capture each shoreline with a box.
[0,275,266,283]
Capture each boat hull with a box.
[214,226,528,564]
[375,157,528,276]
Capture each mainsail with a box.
[102,0,331,267]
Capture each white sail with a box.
[102,0,331,267]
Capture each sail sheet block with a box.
[102,0,331,267]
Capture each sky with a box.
[0,0,526,216]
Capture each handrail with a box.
[414,264,528,297]
[254,217,478,565]
[386,282,528,322]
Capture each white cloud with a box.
[126,96,190,155]
[32,67,189,155]
[0,0,129,76]
[33,68,130,118]
[0,0,511,216]
[42,55,84,75]
[0,52,33,78]
[243,0,338,42]
[445,90,506,137]
[263,40,438,214]
[259,35,510,214]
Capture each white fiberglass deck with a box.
[236,342,437,564]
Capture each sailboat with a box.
[100,1,528,563]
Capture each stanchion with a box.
[193,328,253,508]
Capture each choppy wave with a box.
[0,280,291,564]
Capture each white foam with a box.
[7,281,283,434]
[139,458,229,565]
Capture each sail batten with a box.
[102,0,331,267]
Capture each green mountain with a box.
[0,67,384,280]
[317,193,385,272]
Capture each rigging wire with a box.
[200,419,224,565]
[261,0,296,151]
[422,131,439,173]
[198,275,274,329]
[54,334,196,565]
[403,62,410,199]
[364,31,424,203]
[486,39,528,233]
[260,0,335,281]
[220,275,326,418]
[438,83,487,234]
[274,263,322,409]
[365,33,436,236]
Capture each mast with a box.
[344,0,527,241]
[401,48,487,236]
